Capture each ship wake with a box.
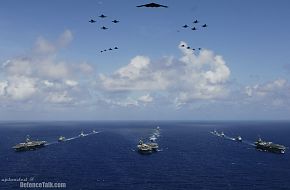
[45,131,101,146]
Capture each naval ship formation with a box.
[10,127,287,155]
[12,130,99,152]
[137,126,160,154]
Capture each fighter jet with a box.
[182,24,189,28]
[100,50,103,53]
[193,20,199,24]
[99,14,107,18]
[180,44,185,47]
[192,48,196,51]
[114,47,118,49]
[198,48,202,50]
[187,47,191,49]
[108,48,113,51]
[89,19,96,23]
[202,24,208,27]
[104,49,107,52]
[191,27,197,31]
[101,26,108,30]
[136,3,168,8]
[112,20,119,23]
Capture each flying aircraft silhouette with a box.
[187,47,191,49]
[191,27,197,31]
[112,20,119,23]
[89,19,96,23]
[202,24,207,27]
[114,47,118,49]
[180,44,185,47]
[100,50,103,53]
[182,24,189,28]
[108,48,113,51]
[104,49,107,52]
[99,14,107,18]
[192,48,195,51]
[101,26,108,30]
[198,48,202,50]
[136,3,168,8]
[193,20,199,24]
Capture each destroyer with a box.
[58,136,66,142]
[79,131,85,137]
[13,136,46,151]
[235,136,242,142]
[210,130,218,135]
[255,138,286,154]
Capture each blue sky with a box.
[0,0,290,120]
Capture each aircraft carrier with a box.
[255,138,286,154]
[137,140,152,154]
[12,136,46,151]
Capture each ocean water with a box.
[0,121,289,190]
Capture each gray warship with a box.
[235,136,242,142]
[13,136,46,151]
[137,140,152,154]
[58,136,66,142]
[255,138,286,154]
[79,131,85,137]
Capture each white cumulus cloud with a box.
[138,94,153,103]
[34,30,73,54]
[0,30,94,107]
[245,79,287,98]
[99,55,169,91]
[45,91,73,104]
[99,41,231,107]
[6,76,37,100]
[65,80,78,87]
[58,30,73,47]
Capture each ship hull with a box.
[256,145,285,154]
[138,149,152,154]
[14,143,46,152]
[137,144,153,154]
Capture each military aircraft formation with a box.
[100,47,119,53]
[182,18,208,31]
[88,14,120,30]
[180,44,202,52]
[87,13,120,53]
[88,2,208,55]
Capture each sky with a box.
[0,0,290,120]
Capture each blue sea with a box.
[0,121,290,190]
